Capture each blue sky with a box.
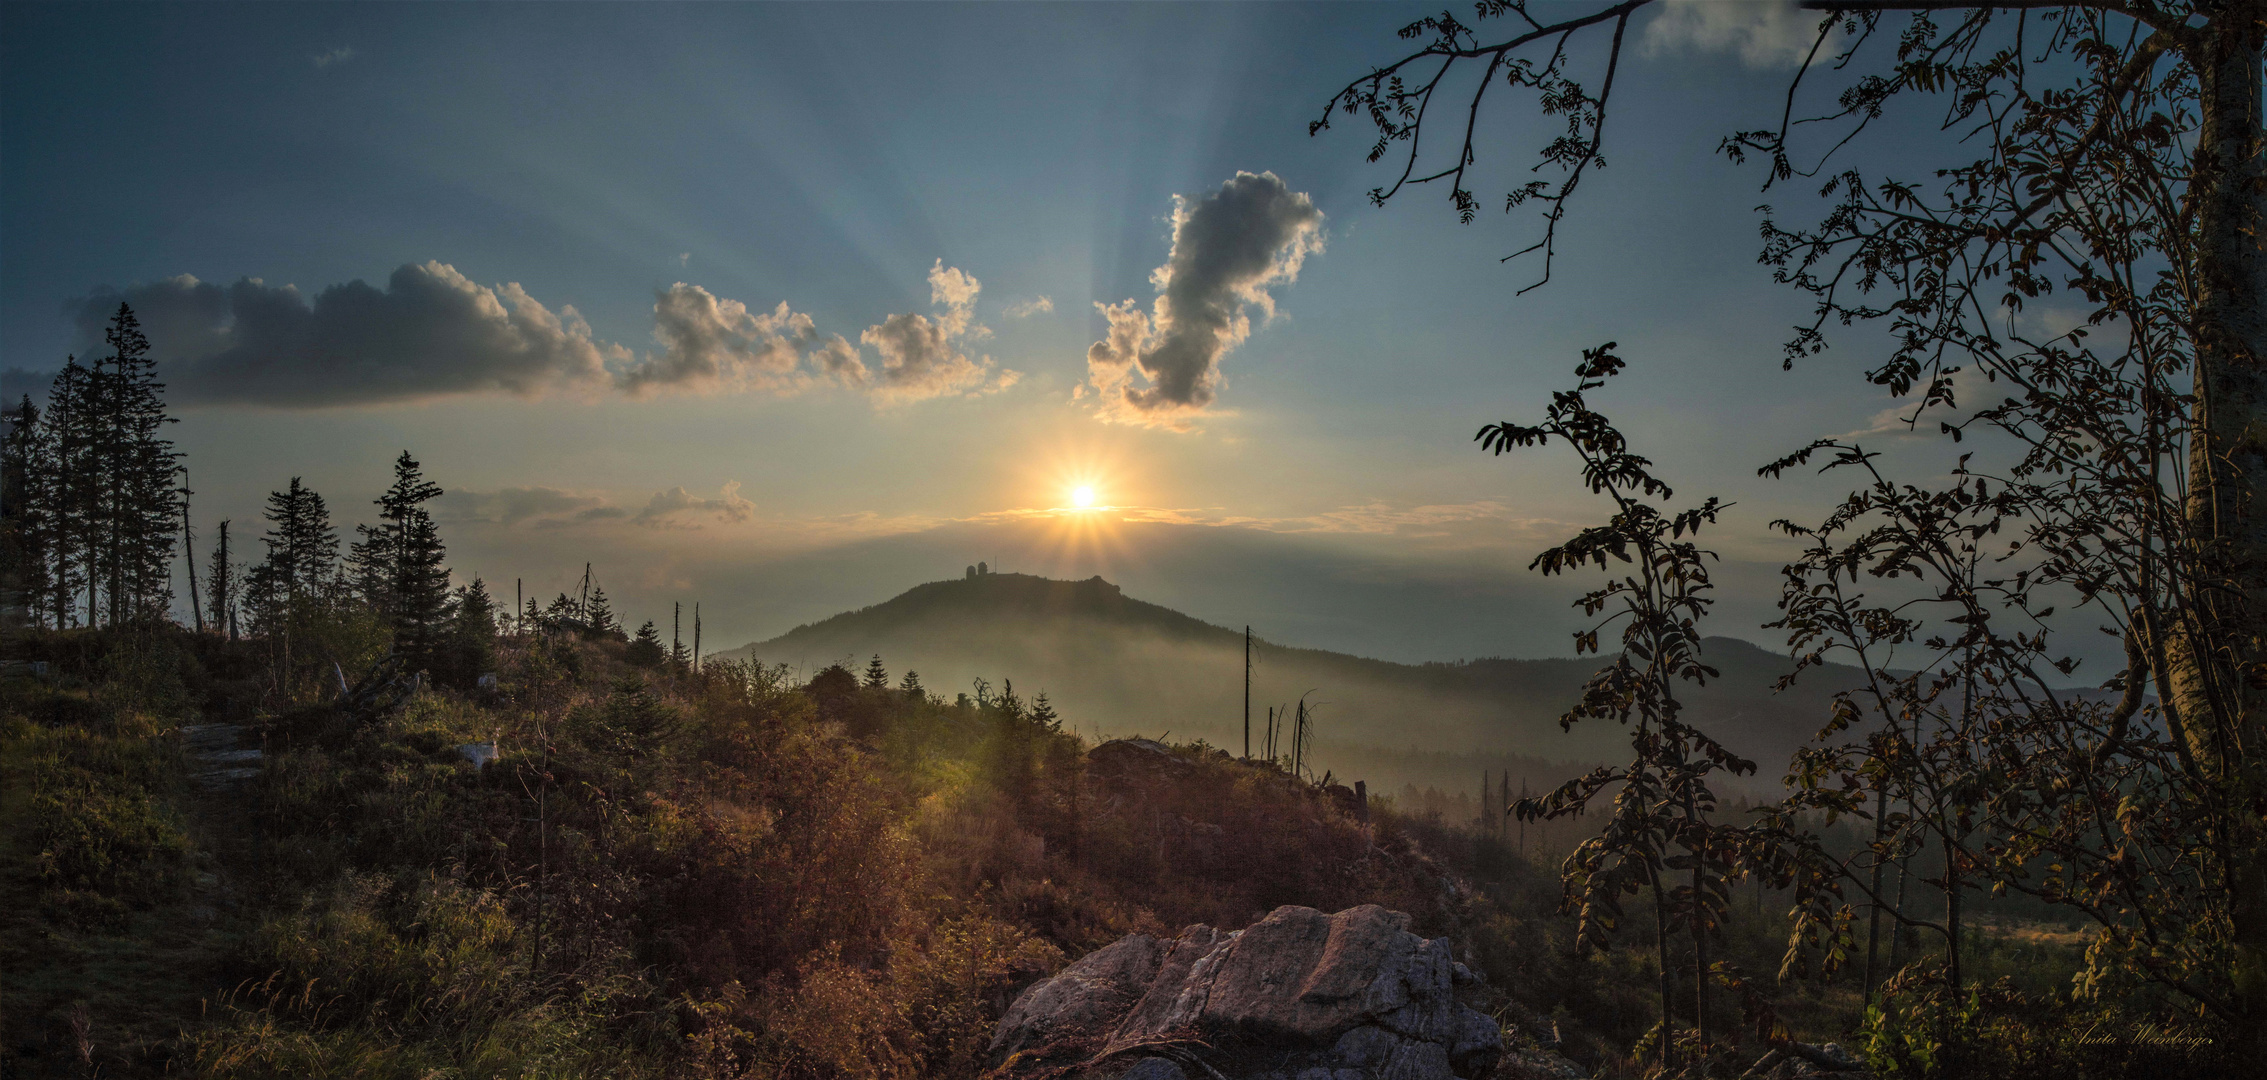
[3,1,2032,662]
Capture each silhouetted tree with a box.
[351,451,450,667]
[899,669,925,702]
[438,577,497,689]
[627,620,665,668]
[91,305,181,624]
[586,584,620,639]
[863,653,889,691]
[1325,0,2267,1047]
[207,519,236,641]
[244,478,338,635]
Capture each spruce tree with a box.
[1,397,48,628]
[587,584,620,638]
[46,358,99,626]
[899,669,924,702]
[351,451,449,667]
[90,305,180,623]
[627,620,664,667]
[439,577,497,688]
[245,478,338,634]
[863,653,888,690]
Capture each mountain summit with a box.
[717,572,1849,780]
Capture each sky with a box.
[1,2,2085,668]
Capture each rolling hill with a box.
[714,571,1863,796]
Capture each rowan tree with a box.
[1319,0,2264,1051]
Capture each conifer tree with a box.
[1030,691,1060,733]
[586,584,620,638]
[439,577,497,688]
[0,397,52,628]
[47,358,100,626]
[627,619,664,668]
[351,451,450,666]
[89,305,180,624]
[899,669,924,702]
[863,653,888,690]
[244,478,339,634]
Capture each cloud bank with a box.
[57,259,1021,409]
[1086,171,1323,428]
[71,264,622,407]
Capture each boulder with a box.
[992,905,1501,1080]
[991,933,1168,1061]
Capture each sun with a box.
[1072,485,1096,508]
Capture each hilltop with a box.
[715,571,1857,788]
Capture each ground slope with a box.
[715,572,1857,788]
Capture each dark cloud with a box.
[63,259,1021,410]
[1086,171,1324,427]
[70,263,620,407]
[2,367,50,407]
[632,482,756,529]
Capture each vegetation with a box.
[1319,0,2262,1072]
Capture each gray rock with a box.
[998,904,1500,1080]
[991,933,1167,1063]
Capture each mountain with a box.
[716,571,1862,795]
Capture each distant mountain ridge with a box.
[716,572,1859,782]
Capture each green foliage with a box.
[0,707,191,913]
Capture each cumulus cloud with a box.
[1004,295,1054,318]
[856,260,1019,404]
[618,285,857,396]
[71,263,622,407]
[1085,170,1324,428]
[437,486,625,527]
[1642,0,1841,69]
[632,481,756,529]
[70,258,1027,409]
[311,47,355,68]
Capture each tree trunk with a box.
[2166,10,2267,1049]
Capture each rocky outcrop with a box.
[990,904,1502,1080]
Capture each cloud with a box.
[311,47,355,69]
[632,481,756,529]
[1004,296,1054,318]
[1085,171,1324,428]
[437,486,623,527]
[71,264,622,407]
[3,367,48,406]
[71,258,1024,409]
[619,285,855,396]
[1840,364,2002,439]
[1642,0,1841,69]
[856,260,1019,403]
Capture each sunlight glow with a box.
[1073,485,1096,508]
